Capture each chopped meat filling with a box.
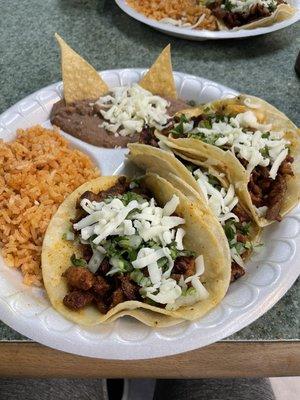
[94,298,109,314]
[63,290,94,310]
[63,185,199,314]
[265,174,287,221]
[139,126,159,147]
[247,156,293,221]
[80,244,93,263]
[230,262,245,282]
[118,275,141,301]
[109,287,126,309]
[92,276,111,296]
[97,258,111,276]
[63,266,95,291]
[209,0,274,29]
[233,204,251,223]
[78,176,129,208]
[173,256,196,277]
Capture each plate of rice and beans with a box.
[0,36,299,360]
[115,0,300,40]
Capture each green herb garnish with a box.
[223,220,237,242]
[170,115,190,137]
[260,146,269,158]
[70,254,87,267]
[168,241,196,260]
[239,222,251,235]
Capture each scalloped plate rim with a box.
[0,69,299,360]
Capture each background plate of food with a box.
[0,37,299,360]
[115,0,300,40]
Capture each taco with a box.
[128,144,261,281]
[207,1,296,30]
[51,35,189,149]
[42,174,231,327]
[156,94,300,227]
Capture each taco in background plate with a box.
[42,174,231,327]
[128,144,261,282]
[156,95,300,227]
[207,1,296,30]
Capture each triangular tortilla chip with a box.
[55,33,109,104]
[139,44,177,99]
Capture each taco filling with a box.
[62,177,209,313]
[51,84,188,148]
[169,110,294,221]
[183,162,255,281]
[208,0,287,29]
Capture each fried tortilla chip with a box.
[55,33,109,104]
[139,44,177,99]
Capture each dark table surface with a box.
[0,0,299,342]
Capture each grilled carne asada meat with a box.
[208,0,285,29]
[63,290,94,310]
[63,180,199,313]
[247,156,293,221]
[230,262,245,282]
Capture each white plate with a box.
[0,69,299,360]
[115,0,300,40]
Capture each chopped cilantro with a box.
[169,241,196,260]
[157,257,168,269]
[170,115,190,137]
[118,191,146,206]
[70,254,87,267]
[188,131,222,146]
[144,297,158,306]
[223,220,237,242]
[239,222,251,235]
[199,119,212,129]
[260,146,269,158]
[268,2,277,12]
[224,0,234,11]
[129,177,142,189]
[261,132,270,139]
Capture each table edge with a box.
[0,341,299,378]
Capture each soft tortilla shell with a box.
[163,94,300,227]
[216,5,296,30]
[128,143,232,263]
[42,175,231,327]
[235,4,296,30]
[128,143,260,261]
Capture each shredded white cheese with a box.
[74,193,209,307]
[193,169,239,224]
[221,0,277,14]
[96,84,171,137]
[183,108,290,180]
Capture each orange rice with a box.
[127,0,218,31]
[0,126,100,286]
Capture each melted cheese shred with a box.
[184,109,290,180]
[96,84,171,137]
[194,169,239,224]
[73,193,209,308]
